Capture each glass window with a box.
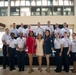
[36,0,41,6]
[48,0,52,6]
[20,0,25,6]
[42,0,47,6]
[26,0,30,6]
[53,7,63,15]
[59,0,63,6]
[15,0,20,6]
[0,1,4,7]
[10,7,20,16]
[42,7,52,16]
[0,7,8,16]
[64,0,69,6]
[53,0,58,6]
[11,1,14,6]
[31,7,41,16]
[69,0,74,6]
[31,0,36,6]
[63,7,74,15]
[21,7,31,16]
[5,1,8,6]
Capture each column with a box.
[8,0,10,16]
[74,0,76,15]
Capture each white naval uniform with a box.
[54,38,63,71]
[54,28,61,34]
[2,33,10,44]
[34,27,44,36]
[16,37,26,70]
[2,33,10,68]
[25,28,32,36]
[45,26,54,34]
[62,37,71,47]
[54,38,63,49]
[9,28,18,37]
[16,37,26,51]
[7,37,16,70]
[61,37,70,71]
[61,27,70,36]
[7,37,16,48]
[71,39,76,53]
[21,29,27,37]
[17,27,25,33]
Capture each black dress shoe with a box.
[10,69,13,71]
[22,68,24,71]
[3,67,6,69]
[19,69,21,72]
[70,69,74,71]
[65,70,69,73]
[54,69,57,72]
[13,68,16,70]
[63,69,65,71]
[54,69,61,73]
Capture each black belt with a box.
[63,47,68,48]
[55,48,61,50]
[63,47,68,50]
[9,47,15,49]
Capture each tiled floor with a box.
[0,66,76,75]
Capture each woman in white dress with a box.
[35,32,44,72]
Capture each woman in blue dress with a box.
[43,30,54,73]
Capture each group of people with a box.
[1,21,76,73]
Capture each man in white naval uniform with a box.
[34,22,44,37]
[9,23,18,39]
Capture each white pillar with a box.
[8,0,10,16]
[74,0,76,15]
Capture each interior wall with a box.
[0,16,76,32]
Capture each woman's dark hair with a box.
[28,31,34,37]
[45,30,50,39]
[37,34,43,39]
[64,31,67,34]
[73,33,76,36]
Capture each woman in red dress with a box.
[26,30,36,73]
